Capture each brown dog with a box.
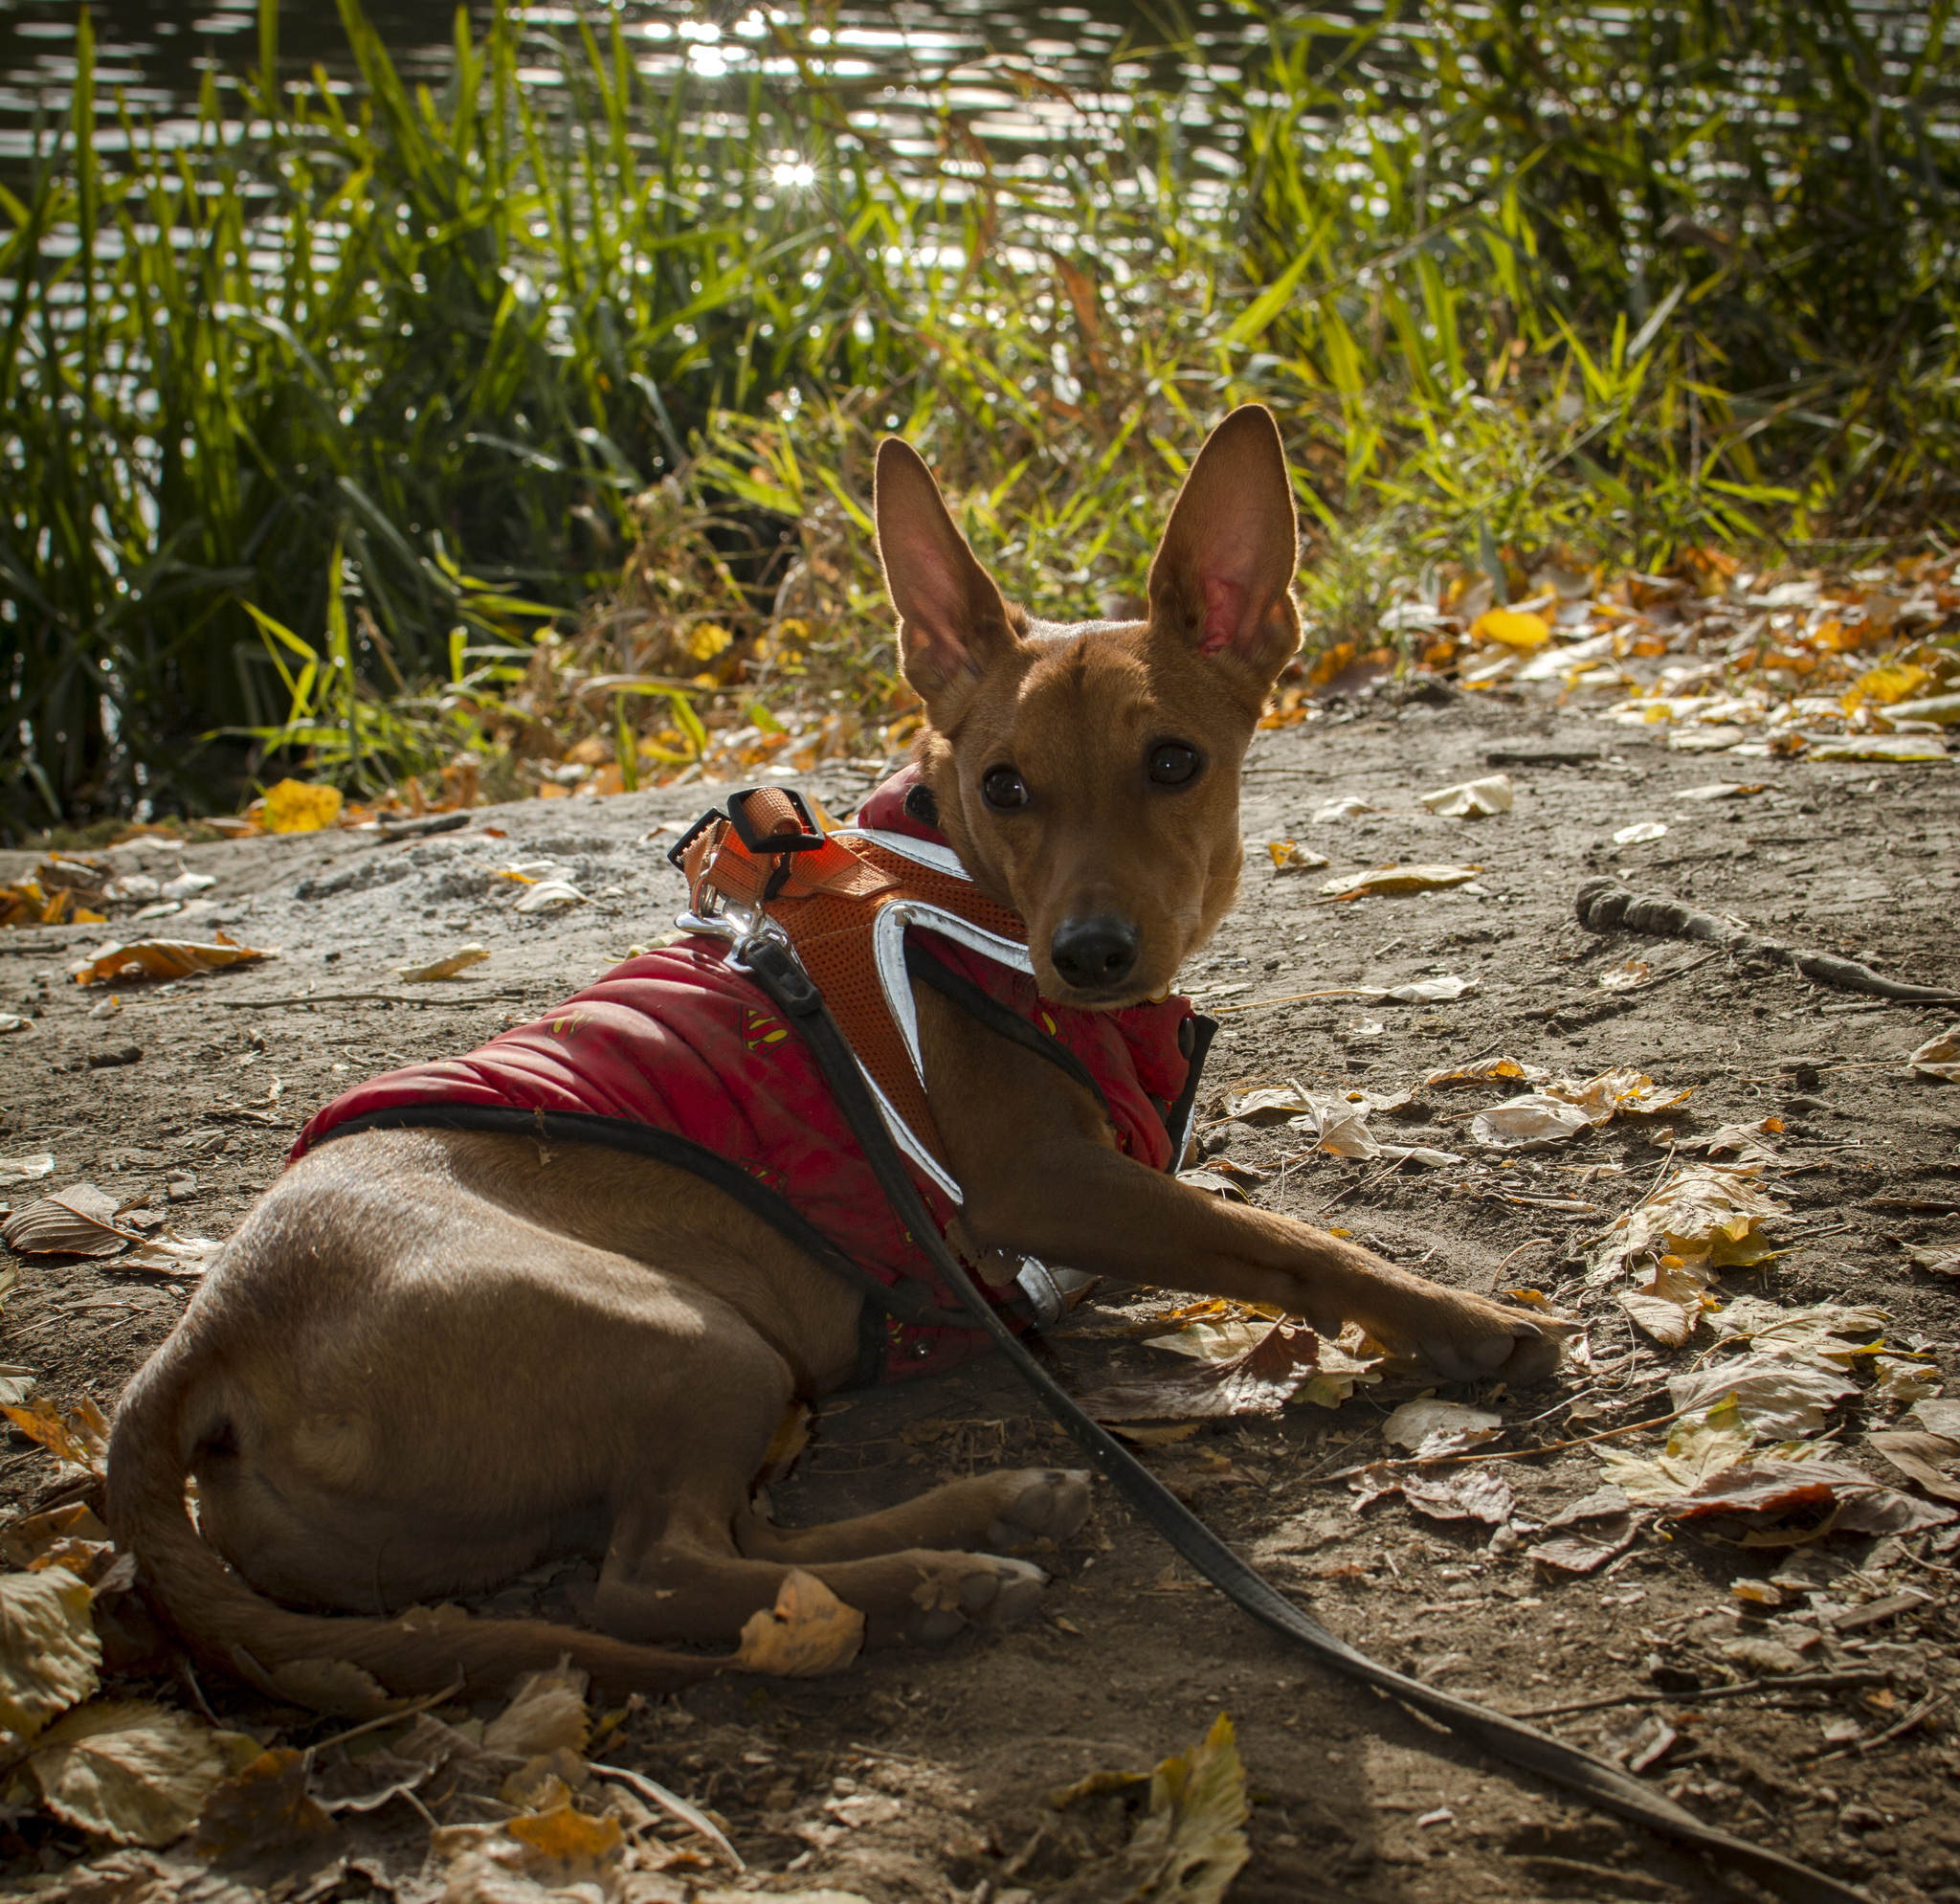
[106,405,1560,1702]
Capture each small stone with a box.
[165,1172,198,1201]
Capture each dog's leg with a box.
[735,1467,1091,1564]
[594,1487,1057,1650]
[922,996,1567,1382]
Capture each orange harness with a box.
[674,785,1034,1198]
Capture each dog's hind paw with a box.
[904,1555,1048,1646]
[984,1467,1092,1552]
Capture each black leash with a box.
[736,931,1860,1904]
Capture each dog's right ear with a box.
[875,438,1021,713]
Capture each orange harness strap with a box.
[679,788,1026,1172]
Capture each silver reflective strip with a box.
[870,900,1036,1098]
[830,826,972,881]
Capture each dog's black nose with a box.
[1051,915,1140,991]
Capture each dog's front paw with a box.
[1387,1292,1572,1384]
[902,1555,1048,1646]
[984,1467,1091,1552]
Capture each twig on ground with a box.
[590,1761,745,1870]
[212,988,531,1010]
[1814,1691,1948,1765]
[1299,1400,1699,1490]
[1509,1669,1893,1722]
[1575,878,1960,1003]
[310,1679,465,1753]
[1525,947,1727,1019]
[1489,1237,1557,1290]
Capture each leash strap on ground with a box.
[736,933,1862,1904]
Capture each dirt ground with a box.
[2,682,1958,1904]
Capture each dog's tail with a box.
[104,1335,724,1713]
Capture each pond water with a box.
[0,0,1288,163]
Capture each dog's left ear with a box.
[1146,404,1301,694]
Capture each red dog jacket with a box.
[295,770,1201,1383]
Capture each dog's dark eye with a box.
[981,766,1029,811]
[1147,742,1200,787]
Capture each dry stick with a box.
[1212,986,1407,1019]
[1814,1691,1948,1766]
[212,988,531,1010]
[590,1760,745,1871]
[1298,1400,1701,1492]
[1574,878,1960,1003]
[1508,1669,1893,1724]
[309,1679,464,1753]
[1488,1237,1557,1291]
[1523,947,1727,1019]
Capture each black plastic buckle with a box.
[726,786,826,856]
[665,806,728,872]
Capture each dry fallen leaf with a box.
[1318,863,1483,901]
[1382,1399,1503,1454]
[2,1396,111,1476]
[262,779,345,833]
[1078,1324,1331,1422]
[1048,1714,1248,1904]
[1471,1095,1593,1151]
[1420,773,1514,818]
[393,943,491,983]
[1595,1395,1798,1503]
[1403,1469,1516,1524]
[1666,1353,1860,1439]
[1907,1025,1960,1083]
[1528,1487,1643,1575]
[191,1745,341,1867]
[27,1700,229,1847]
[0,1565,101,1738]
[1707,1298,1886,1366]
[1,1183,143,1259]
[1660,1458,1956,1544]
[1266,839,1331,873]
[1594,1163,1786,1283]
[484,1664,591,1758]
[256,1656,412,1720]
[1868,1430,1960,1505]
[1423,1056,1549,1089]
[72,931,275,987]
[730,1569,863,1676]
[1470,608,1552,650]
[0,1502,110,1570]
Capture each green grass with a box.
[2,0,1954,833]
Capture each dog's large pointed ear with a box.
[1146,404,1301,693]
[876,437,1021,713]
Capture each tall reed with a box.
[2,0,1953,831]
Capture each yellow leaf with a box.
[392,943,490,983]
[506,1803,623,1867]
[262,779,345,833]
[731,1568,863,1676]
[28,1700,226,1847]
[0,1566,100,1738]
[190,1746,339,1864]
[1470,608,1552,650]
[72,932,276,987]
[1318,863,1482,900]
[1842,661,1930,710]
[1049,1714,1249,1904]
